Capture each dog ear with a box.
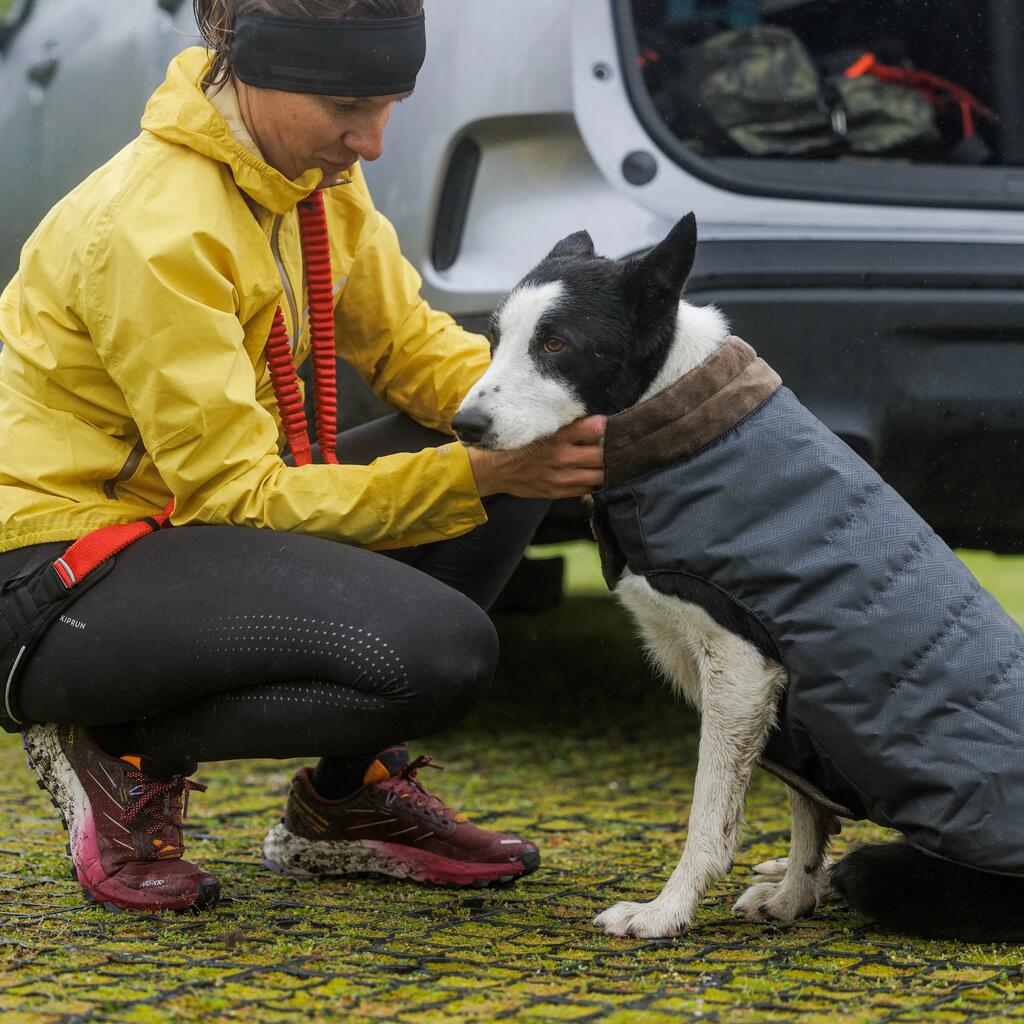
[546,230,596,261]
[621,213,697,306]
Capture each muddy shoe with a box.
[22,724,219,912]
[263,747,541,887]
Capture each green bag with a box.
[832,68,941,157]
[660,26,940,159]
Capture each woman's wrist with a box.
[466,446,500,498]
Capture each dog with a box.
[451,215,1024,943]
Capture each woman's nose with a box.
[345,114,388,163]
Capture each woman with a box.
[0,0,605,913]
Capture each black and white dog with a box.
[452,215,1024,942]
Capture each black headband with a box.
[230,12,426,97]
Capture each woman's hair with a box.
[194,0,425,93]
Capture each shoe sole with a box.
[262,823,539,887]
[23,725,219,914]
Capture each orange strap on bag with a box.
[845,52,996,140]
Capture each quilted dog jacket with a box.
[592,337,1024,876]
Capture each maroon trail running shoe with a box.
[263,747,541,887]
[22,724,219,912]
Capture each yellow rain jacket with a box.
[0,47,490,553]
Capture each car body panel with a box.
[0,0,199,280]
[2,0,1022,546]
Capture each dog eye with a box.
[544,339,567,354]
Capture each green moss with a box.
[4,546,1024,1020]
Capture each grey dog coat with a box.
[591,337,1024,877]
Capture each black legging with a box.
[1,415,548,765]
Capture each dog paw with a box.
[733,880,817,922]
[751,857,789,882]
[594,900,688,938]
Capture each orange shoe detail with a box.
[362,759,391,786]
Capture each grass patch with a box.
[960,549,1024,623]
[2,542,1023,1021]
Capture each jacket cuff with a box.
[439,440,488,529]
[368,441,487,552]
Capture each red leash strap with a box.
[298,191,340,465]
[264,190,340,467]
[265,307,315,467]
[53,191,340,585]
[53,502,174,589]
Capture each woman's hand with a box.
[465,416,607,499]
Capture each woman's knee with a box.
[403,593,498,730]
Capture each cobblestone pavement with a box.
[3,584,1024,1023]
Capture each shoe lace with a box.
[385,755,459,823]
[124,772,208,850]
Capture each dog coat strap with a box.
[590,506,627,590]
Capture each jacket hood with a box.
[140,47,323,215]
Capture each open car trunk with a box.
[617,0,1024,209]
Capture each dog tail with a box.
[831,842,1024,942]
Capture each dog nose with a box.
[452,408,493,446]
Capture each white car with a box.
[3,0,1023,548]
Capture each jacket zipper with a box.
[270,214,301,349]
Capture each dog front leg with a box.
[595,658,781,938]
[734,787,837,921]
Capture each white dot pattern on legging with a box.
[219,683,392,712]
[181,615,410,694]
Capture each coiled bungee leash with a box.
[1,191,339,730]
[266,190,340,469]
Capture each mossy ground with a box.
[2,544,1024,1023]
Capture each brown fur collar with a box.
[603,337,782,488]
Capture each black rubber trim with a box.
[609,0,1024,211]
[432,136,482,272]
[682,239,1024,292]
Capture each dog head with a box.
[452,213,698,450]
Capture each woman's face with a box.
[235,78,409,185]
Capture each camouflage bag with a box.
[822,49,942,159]
[831,72,939,156]
[656,26,940,159]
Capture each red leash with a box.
[53,190,340,589]
[845,52,995,140]
[267,190,340,467]
[52,506,175,589]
